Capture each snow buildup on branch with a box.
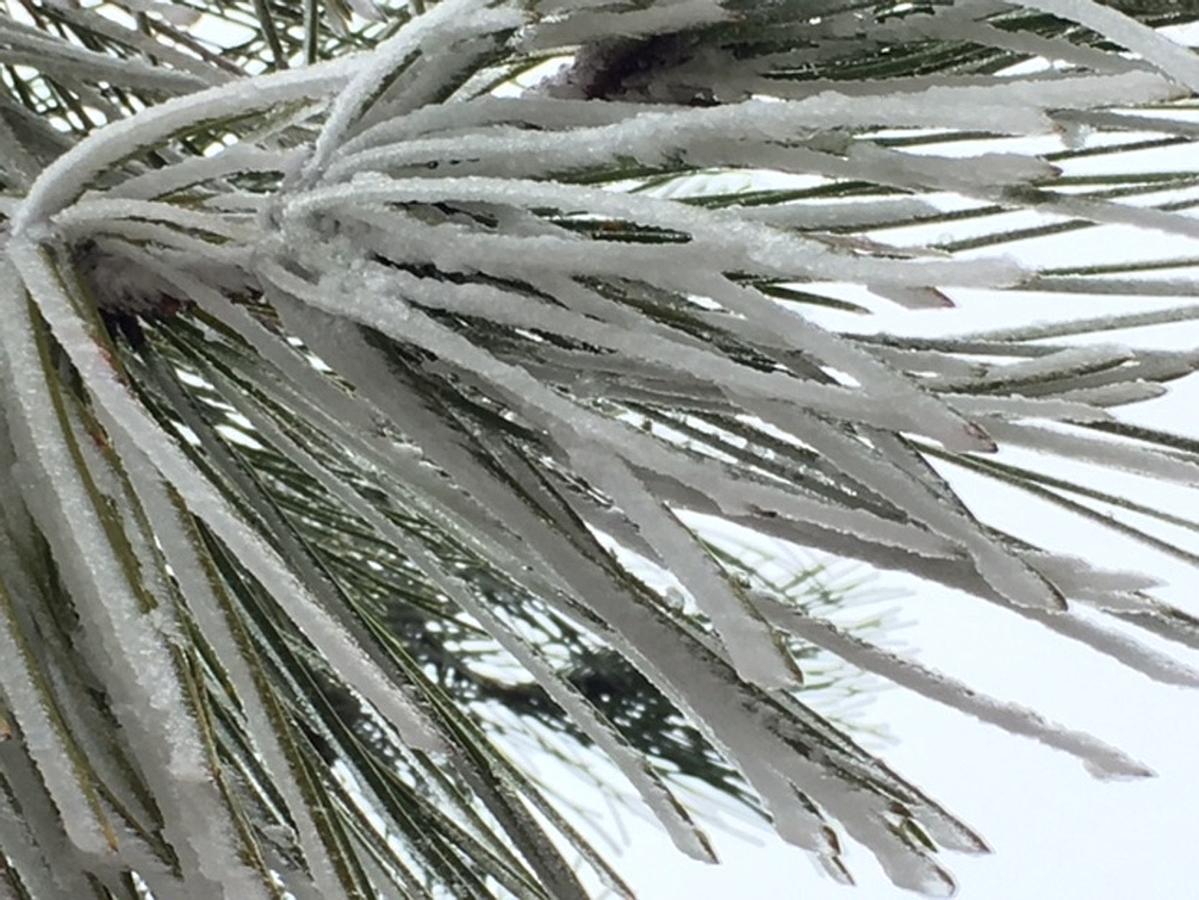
[326,70,1186,183]
[1023,0,1199,93]
[302,0,529,184]
[7,237,447,757]
[0,258,269,898]
[10,57,356,233]
[120,447,345,899]
[6,1,1199,895]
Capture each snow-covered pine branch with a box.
[3,1,1199,897]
